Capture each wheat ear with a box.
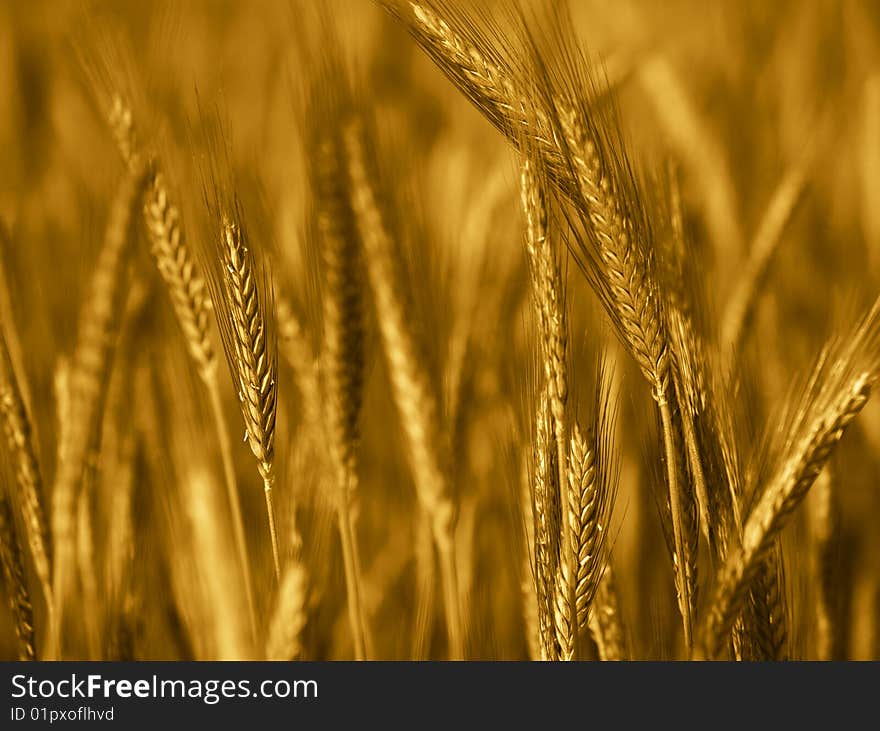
[520,159,578,658]
[344,119,463,659]
[50,162,148,655]
[741,547,788,660]
[532,393,560,660]
[213,210,281,580]
[107,95,257,634]
[705,366,876,656]
[312,130,371,660]
[396,0,696,646]
[266,558,308,660]
[0,330,55,647]
[588,564,628,660]
[559,107,695,647]
[0,490,35,660]
[809,469,840,660]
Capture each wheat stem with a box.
[344,119,463,659]
[336,489,369,660]
[659,398,694,651]
[206,374,257,635]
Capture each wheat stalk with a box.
[345,118,463,658]
[50,162,148,655]
[391,5,697,647]
[519,453,541,660]
[266,558,308,660]
[809,469,840,660]
[568,422,614,630]
[520,158,578,658]
[721,157,811,352]
[311,127,371,660]
[106,94,257,633]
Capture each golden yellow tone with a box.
[1,0,879,661]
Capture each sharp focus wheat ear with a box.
[388,1,587,194]
[208,206,281,580]
[568,418,616,624]
[105,94,257,636]
[567,357,620,659]
[704,298,880,656]
[520,158,578,659]
[344,118,463,659]
[266,559,307,661]
[0,488,36,660]
[51,162,149,655]
[0,329,54,636]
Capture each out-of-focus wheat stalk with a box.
[266,558,308,660]
[345,117,463,659]
[309,98,371,659]
[809,469,841,660]
[721,157,811,352]
[50,162,148,656]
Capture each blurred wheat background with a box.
[1,0,880,661]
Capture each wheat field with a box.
[1,0,879,661]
